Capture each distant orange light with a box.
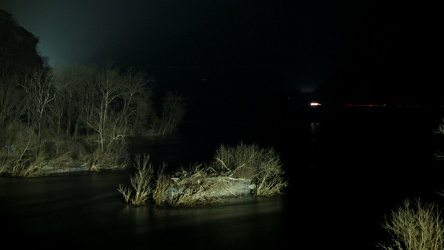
[310,102,321,106]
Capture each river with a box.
[2,106,444,249]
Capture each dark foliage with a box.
[0,9,45,77]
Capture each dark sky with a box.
[1,1,442,107]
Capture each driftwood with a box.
[163,170,256,206]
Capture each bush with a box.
[0,123,46,177]
[377,198,444,250]
[213,142,288,196]
[119,143,289,207]
[118,154,155,206]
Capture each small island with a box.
[118,142,288,207]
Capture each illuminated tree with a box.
[53,65,98,139]
[89,64,122,152]
[115,67,155,138]
[18,67,56,141]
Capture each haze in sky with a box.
[1,0,441,105]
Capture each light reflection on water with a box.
[123,196,287,235]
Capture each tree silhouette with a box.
[0,9,45,77]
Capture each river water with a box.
[1,107,444,249]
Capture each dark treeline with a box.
[0,9,46,76]
[0,9,185,177]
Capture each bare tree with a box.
[116,68,155,138]
[54,64,98,139]
[155,91,186,135]
[18,67,56,141]
[48,79,69,137]
[88,65,123,151]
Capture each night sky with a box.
[1,1,442,114]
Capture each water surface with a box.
[2,107,444,249]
